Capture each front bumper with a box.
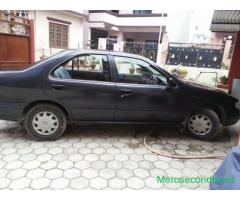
[225,109,240,126]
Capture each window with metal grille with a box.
[49,22,68,49]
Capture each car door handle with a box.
[51,84,66,91]
[120,89,132,98]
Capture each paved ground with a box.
[0,120,239,190]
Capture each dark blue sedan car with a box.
[0,49,239,141]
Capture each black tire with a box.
[24,104,67,141]
[182,108,221,141]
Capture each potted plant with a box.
[219,75,228,85]
[129,65,135,74]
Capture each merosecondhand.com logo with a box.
[156,176,235,184]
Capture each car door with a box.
[45,53,116,121]
[112,55,180,122]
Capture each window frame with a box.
[112,55,169,87]
[49,22,69,49]
[49,53,112,83]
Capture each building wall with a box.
[166,10,214,44]
[29,10,85,61]
[209,32,236,68]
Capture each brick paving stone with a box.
[5,161,23,170]
[7,168,27,179]
[145,177,162,189]
[93,148,106,155]
[63,168,81,179]
[85,154,98,162]
[48,147,63,155]
[166,168,182,177]
[0,120,237,190]
[109,178,126,189]
[139,160,154,170]
[36,154,52,162]
[27,168,45,179]
[89,177,107,189]
[169,160,185,170]
[33,147,48,155]
[20,154,37,162]
[17,147,33,155]
[64,147,78,155]
[0,178,11,189]
[75,161,90,169]
[68,154,83,162]
[9,177,31,189]
[82,168,98,179]
[127,177,145,189]
[99,168,115,179]
[184,160,201,170]
[115,154,128,162]
[3,154,20,162]
[0,169,8,178]
[134,168,150,179]
[50,177,69,189]
[40,160,57,170]
[31,177,51,190]
[58,161,74,170]
[100,154,114,162]
[52,154,68,162]
[129,154,144,162]
[70,177,88,189]
[45,169,63,179]
[91,160,106,170]
[117,168,133,179]
[182,168,200,177]
[23,160,41,170]
[154,160,170,170]
[108,160,123,170]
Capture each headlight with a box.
[236,101,240,110]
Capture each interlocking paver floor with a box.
[0,120,239,190]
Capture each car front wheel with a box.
[183,108,221,141]
[24,104,67,141]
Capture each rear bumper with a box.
[0,101,24,121]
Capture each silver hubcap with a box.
[32,111,59,135]
[188,114,212,136]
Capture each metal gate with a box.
[0,11,34,70]
[166,43,224,68]
[123,41,158,62]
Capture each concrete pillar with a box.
[156,26,162,65]
[228,31,240,90]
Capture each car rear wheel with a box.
[24,104,67,141]
[183,108,221,141]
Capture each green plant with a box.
[219,62,228,69]
[219,75,228,85]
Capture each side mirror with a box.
[167,78,176,88]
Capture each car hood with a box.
[183,80,239,102]
[184,81,225,93]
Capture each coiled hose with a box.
[143,128,226,160]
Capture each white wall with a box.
[89,12,167,27]
[165,10,214,43]
[29,10,85,61]
[166,11,192,43]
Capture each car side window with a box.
[114,56,167,86]
[51,54,110,82]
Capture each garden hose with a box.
[143,128,226,160]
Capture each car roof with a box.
[68,49,154,63]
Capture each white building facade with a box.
[86,10,168,64]
[28,10,87,61]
